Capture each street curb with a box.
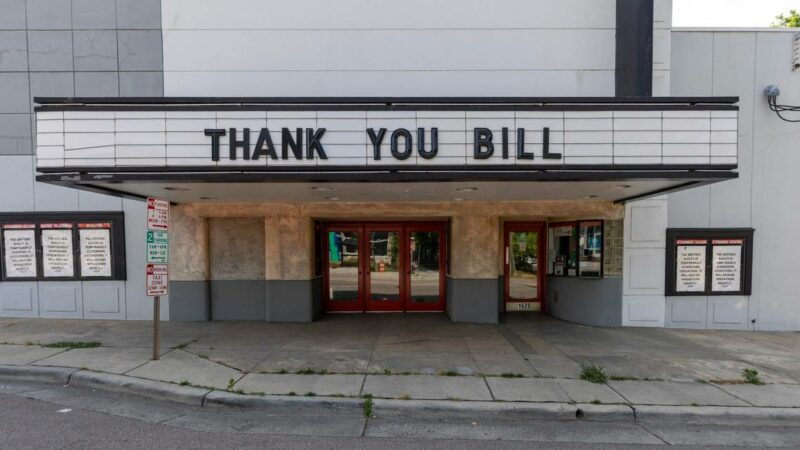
[373,399,636,422]
[204,390,363,410]
[0,364,77,385]
[1,366,797,425]
[634,405,800,426]
[68,370,211,406]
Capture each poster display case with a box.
[0,212,126,282]
[666,229,753,296]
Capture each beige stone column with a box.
[449,215,501,279]
[169,204,209,281]
[264,214,315,280]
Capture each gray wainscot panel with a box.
[82,281,125,319]
[38,281,83,318]
[168,280,210,322]
[707,295,749,330]
[265,277,322,323]
[446,277,500,324]
[666,296,708,329]
[546,277,622,327]
[0,282,39,317]
[210,280,266,321]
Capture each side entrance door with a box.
[503,222,546,312]
[323,222,447,312]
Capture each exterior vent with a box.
[794,33,800,71]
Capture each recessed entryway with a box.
[504,222,546,313]
[322,221,447,313]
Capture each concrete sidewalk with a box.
[0,313,799,417]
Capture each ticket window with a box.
[548,221,604,278]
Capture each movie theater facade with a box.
[30,96,739,324]
[11,0,798,329]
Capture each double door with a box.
[323,222,446,312]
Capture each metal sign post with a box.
[146,198,169,361]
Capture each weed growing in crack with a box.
[580,364,608,384]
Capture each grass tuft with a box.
[226,377,236,391]
[437,369,460,377]
[43,341,101,350]
[363,395,373,418]
[580,364,608,384]
[742,368,764,385]
[500,372,525,378]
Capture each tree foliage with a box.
[772,9,800,28]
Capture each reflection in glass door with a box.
[366,227,403,311]
[504,223,546,312]
[323,222,447,313]
[407,227,444,311]
[326,228,362,311]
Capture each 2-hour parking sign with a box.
[146,230,169,264]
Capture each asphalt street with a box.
[1,380,799,449]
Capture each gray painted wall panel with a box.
[546,277,622,327]
[82,281,125,319]
[265,278,322,322]
[168,280,209,321]
[446,277,500,324]
[665,296,707,329]
[0,283,38,317]
[210,280,266,321]
[0,0,164,321]
[0,156,35,211]
[39,282,82,318]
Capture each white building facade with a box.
[1,0,798,330]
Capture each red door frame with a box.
[404,221,447,312]
[364,223,405,312]
[322,221,447,313]
[322,224,365,312]
[503,221,547,313]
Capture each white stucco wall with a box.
[669,29,800,331]
[161,0,628,97]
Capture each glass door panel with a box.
[504,223,546,313]
[408,231,441,304]
[326,229,362,310]
[508,231,539,300]
[366,227,403,311]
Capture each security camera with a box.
[764,85,781,97]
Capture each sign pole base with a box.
[153,296,160,360]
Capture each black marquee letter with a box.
[306,128,327,159]
[281,128,303,160]
[390,128,413,160]
[252,128,277,160]
[516,128,533,160]
[228,128,251,160]
[542,127,561,159]
[417,127,438,159]
[502,127,509,159]
[367,128,387,160]
[473,128,493,159]
[204,129,226,162]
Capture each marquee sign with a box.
[32,99,739,171]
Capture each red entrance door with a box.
[503,222,546,312]
[323,222,446,312]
